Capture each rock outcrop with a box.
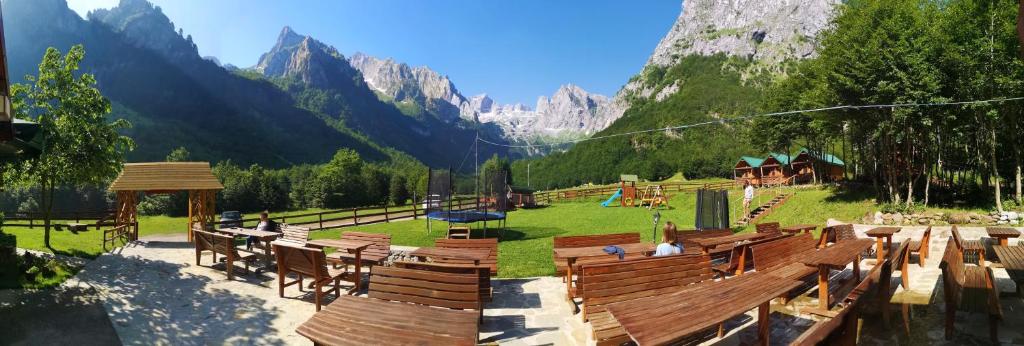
[348,52,469,123]
[255,27,362,89]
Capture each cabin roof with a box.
[109,162,224,192]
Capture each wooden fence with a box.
[533,181,735,204]
[1,210,115,228]
[214,197,481,231]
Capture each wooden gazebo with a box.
[108,162,223,242]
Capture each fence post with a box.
[412,201,418,220]
[353,209,358,226]
[319,212,323,230]
[384,204,389,223]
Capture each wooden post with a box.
[353,209,358,225]
[319,213,323,230]
[384,204,390,223]
[412,200,418,220]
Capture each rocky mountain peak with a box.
[348,52,467,123]
[255,27,357,88]
[647,0,839,68]
[90,0,200,62]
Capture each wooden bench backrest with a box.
[750,233,816,271]
[553,233,640,249]
[939,238,965,300]
[580,254,712,319]
[676,229,733,253]
[194,229,240,258]
[755,222,781,234]
[435,238,499,275]
[368,266,480,310]
[827,224,857,243]
[892,240,911,271]
[723,233,793,271]
[950,225,964,251]
[921,226,932,247]
[341,232,391,257]
[280,224,310,243]
[273,242,330,279]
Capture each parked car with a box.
[219,211,242,229]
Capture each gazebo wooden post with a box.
[115,190,138,241]
[187,189,217,242]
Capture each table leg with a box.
[350,249,362,295]
[818,266,830,310]
[886,236,893,257]
[702,246,710,255]
[566,257,575,301]
[876,237,884,263]
[999,237,1008,246]
[853,255,861,282]
[757,301,770,346]
[263,239,273,272]
[736,247,747,276]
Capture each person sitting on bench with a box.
[654,222,684,256]
[246,211,279,250]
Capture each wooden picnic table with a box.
[993,245,1024,296]
[798,238,874,315]
[553,243,656,300]
[296,295,479,346]
[410,247,492,265]
[986,227,1021,246]
[865,226,901,263]
[305,238,373,294]
[692,233,769,255]
[606,272,802,346]
[781,224,817,235]
[215,227,281,272]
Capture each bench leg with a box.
[757,302,770,346]
[944,307,955,340]
[314,282,323,312]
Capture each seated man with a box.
[246,211,279,250]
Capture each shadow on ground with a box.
[0,286,121,345]
[76,254,286,345]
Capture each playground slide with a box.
[601,188,623,207]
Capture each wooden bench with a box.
[951,225,985,266]
[280,224,310,244]
[580,254,713,346]
[676,229,735,258]
[394,261,491,302]
[907,226,931,267]
[940,238,1002,342]
[434,238,499,276]
[712,233,792,277]
[755,222,782,235]
[790,257,886,346]
[819,223,856,248]
[273,241,348,311]
[553,233,640,276]
[326,232,391,268]
[750,233,818,283]
[368,266,482,321]
[194,229,258,280]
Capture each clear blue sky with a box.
[67,0,680,105]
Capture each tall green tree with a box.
[7,45,133,248]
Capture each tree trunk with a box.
[41,180,54,249]
[991,127,1004,213]
[925,163,932,207]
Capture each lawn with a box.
[4,184,1007,278]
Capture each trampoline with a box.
[427,210,506,223]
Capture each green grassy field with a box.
[3,184,1005,278]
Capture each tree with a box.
[388,173,409,205]
[7,45,133,248]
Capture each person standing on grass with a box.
[654,221,683,256]
[743,181,755,219]
[246,211,279,250]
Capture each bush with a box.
[879,202,920,215]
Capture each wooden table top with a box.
[993,245,1024,271]
[692,233,768,248]
[986,227,1022,238]
[411,247,492,261]
[296,295,479,346]
[216,227,281,239]
[552,243,656,259]
[607,272,802,346]
[781,224,817,232]
[305,239,373,252]
[865,227,901,237]
[800,239,874,268]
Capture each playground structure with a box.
[424,168,508,238]
[601,174,670,209]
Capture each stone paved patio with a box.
[7,226,1023,345]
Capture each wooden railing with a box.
[215,197,481,231]
[534,181,735,204]
[1,210,116,228]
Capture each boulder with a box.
[873,211,884,225]
[892,213,904,224]
[918,218,929,225]
[948,213,972,225]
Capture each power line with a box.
[476,96,1024,149]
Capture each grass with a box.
[4,184,1011,278]
[0,255,79,289]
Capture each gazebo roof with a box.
[109,162,223,192]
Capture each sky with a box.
[66,0,680,106]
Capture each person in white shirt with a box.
[743,181,755,219]
[654,221,683,256]
[246,211,279,250]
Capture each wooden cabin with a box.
[733,156,763,186]
[760,154,789,186]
